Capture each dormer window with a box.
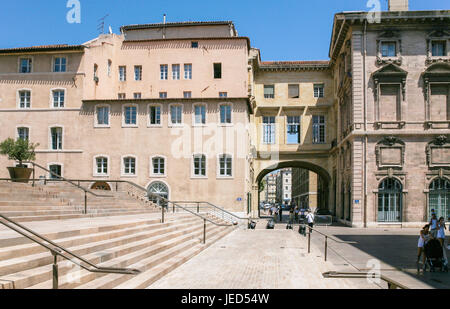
[19,58,32,73]
[54,57,67,72]
[381,42,396,58]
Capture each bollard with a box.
[325,236,328,261]
[84,191,87,214]
[308,227,311,254]
[52,253,59,289]
[203,219,206,244]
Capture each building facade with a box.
[291,169,318,210]
[276,168,292,204]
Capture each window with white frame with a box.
[220,104,232,124]
[50,127,63,150]
[134,65,142,81]
[17,127,29,141]
[149,105,161,125]
[96,105,110,126]
[160,64,168,80]
[134,93,142,99]
[170,105,182,125]
[52,90,65,108]
[124,106,137,125]
[119,66,126,81]
[54,57,67,72]
[159,92,167,99]
[172,64,180,80]
[381,42,397,58]
[18,90,31,108]
[123,157,136,175]
[312,115,326,144]
[219,92,228,98]
[314,84,324,98]
[152,157,165,175]
[19,58,32,73]
[287,116,301,144]
[193,154,206,177]
[118,93,126,100]
[194,104,206,125]
[49,164,62,179]
[183,91,192,98]
[262,116,276,144]
[264,85,275,99]
[218,154,232,177]
[184,64,192,80]
[95,157,108,175]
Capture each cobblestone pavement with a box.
[312,225,450,289]
[148,227,381,289]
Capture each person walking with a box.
[289,206,295,225]
[437,217,447,248]
[279,204,283,222]
[417,224,431,267]
[294,205,299,223]
[306,210,315,233]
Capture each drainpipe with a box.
[363,19,368,228]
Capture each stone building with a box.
[276,168,292,204]
[291,169,318,210]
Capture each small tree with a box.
[0,138,39,167]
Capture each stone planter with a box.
[7,167,33,183]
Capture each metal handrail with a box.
[173,201,258,222]
[0,214,140,289]
[323,271,409,289]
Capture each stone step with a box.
[0,208,155,217]
[0,217,205,277]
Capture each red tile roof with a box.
[0,44,84,54]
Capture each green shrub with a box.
[0,138,39,167]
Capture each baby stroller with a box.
[298,218,307,237]
[424,239,449,273]
[266,219,275,230]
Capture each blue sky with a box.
[1,0,448,60]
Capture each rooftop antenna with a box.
[97,14,109,34]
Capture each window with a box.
[379,84,400,121]
[149,105,161,125]
[107,60,112,77]
[219,92,228,98]
[191,42,199,48]
[262,116,276,144]
[134,93,142,99]
[430,85,450,121]
[432,41,446,57]
[170,105,182,125]
[288,84,300,99]
[134,66,142,81]
[219,154,232,177]
[17,127,29,141]
[184,64,192,80]
[94,64,98,81]
[96,106,110,126]
[194,104,206,125]
[18,90,31,109]
[378,178,403,222]
[220,104,232,124]
[314,84,324,98]
[183,91,192,98]
[118,93,126,100]
[119,66,126,81]
[152,157,165,175]
[264,85,275,99]
[287,116,301,144]
[19,58,32,73]
[312,115,326,144]
[123,157,136,176]
[160,64,168,80]
[54,57,67,72]
[50,127,63,150]
[124,106,137,126]
[95,157,108,175]
[49,165,62,179]
[52,90,65,108]
[172,64,180,80]
[214,63,222,79]
[193,154,206,177]
[381,42,396,57]
[159,92,167,99]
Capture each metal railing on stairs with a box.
[0,214,140,289]
[322,271,409,289]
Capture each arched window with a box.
[429,178,450,221]
[378,178,403,222]
[148,181,169,207]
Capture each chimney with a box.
[388,0,409,11]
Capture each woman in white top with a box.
[437,217,447,248]
[418,225,431,265]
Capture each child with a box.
[437,217,447,248]
[417,224,431,267]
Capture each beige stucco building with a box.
[1,0,449,227]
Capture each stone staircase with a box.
[0,181,236,289]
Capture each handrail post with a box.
[197,202,200,214]
[173,202,175,213]
[161,199,165,224]
[84,191,87,214]
[308,227,311,254]
[203,219,206,244]
[52,253,59,289]
[32,164,35,187]
[325,236,328,262]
